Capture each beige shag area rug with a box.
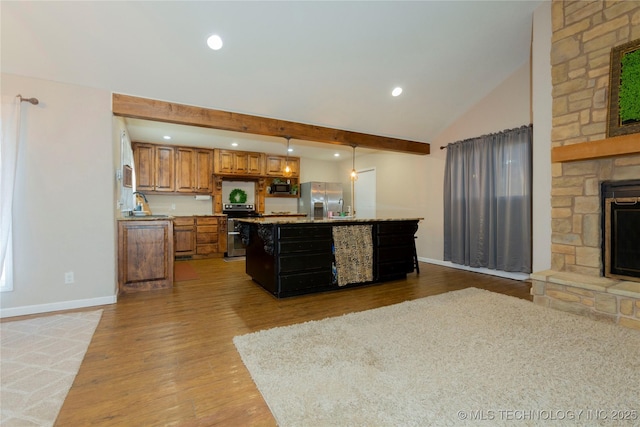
[234,288,640,426]
[1,310,102,426]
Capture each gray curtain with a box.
[443,125,532,273]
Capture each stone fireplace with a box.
[531,1,640,330]
[601,179,640,282]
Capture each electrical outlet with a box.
[171,203,176,210]
[64,271,74,284]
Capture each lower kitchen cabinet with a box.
[277,226,334,295]
[118,219,174,294]
[375,221,418,280]
[171,216,226,259]
[174,216,196,257]
[196,216,219,256]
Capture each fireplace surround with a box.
[532,173,640,330]
[601,180,640,282]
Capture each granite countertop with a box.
[119,213,227,221]
[118,215,174,221]
[261,213,308,217]
[237,217,423,224]
[176,214,227,217]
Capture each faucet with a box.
[133,191,148,202]
[133,191,148,212]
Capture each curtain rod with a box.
[17,94,39,105]
[439,124,533,151]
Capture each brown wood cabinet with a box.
[173,216,196,257]
[118,219,174,294]
[265,155,300,177]
[133,143,175,192]
[134,143,212,195]
[133,143,155,191]
[214,150,263,175]
[195,216,219,256]
[175,147,195,193]
[175,148,213,193]
[155,146,176,192]
[172,216,226,259]
[195,149,214,192]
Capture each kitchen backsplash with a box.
[145,194,213,216]
[140,191,301,216]
[264,198,298,214]
[221,181,255,204]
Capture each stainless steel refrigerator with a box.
[298,182,343,219]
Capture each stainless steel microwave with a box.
[270,183,291,194]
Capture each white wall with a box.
[531,1,553,272]
[0,73,117,317]
[300,157,342,183]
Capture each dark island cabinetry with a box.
[278,226,333,294]
[375,221,419,280]
[241,219,420,298]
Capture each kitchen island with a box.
[237,217,421,298]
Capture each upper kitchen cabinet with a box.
[175,147,213,194]
[214,150,262,176]
[133,143,212,195]
[133,143,175,192]
[195,149,214,192]
[265,155,300,178]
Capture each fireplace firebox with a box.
[602,180,640,282]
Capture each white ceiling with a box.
[1,0,542,160]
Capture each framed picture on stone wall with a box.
[607,38,640,137]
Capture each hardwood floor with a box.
[53,259,531,426]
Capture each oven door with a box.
[226,219,246,257]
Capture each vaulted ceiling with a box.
[1,1,542,159]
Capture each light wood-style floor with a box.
[50,259,531,426]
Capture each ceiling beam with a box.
[112,94,430,155]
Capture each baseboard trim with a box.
[420,257,530,281]
[0,295,117,319]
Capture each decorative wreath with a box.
[229,188,248,203]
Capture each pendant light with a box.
[350,145,358,181]
[283,136,292,177]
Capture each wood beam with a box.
[551,133,640,162]
[112,94,430,155]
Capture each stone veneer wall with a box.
[550,0,640,275]
[534,1,640,330]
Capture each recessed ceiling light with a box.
[288,147,293,153]
[392,87,403,97]
[163,135,171,140]
[207,34,223,50]
[231,142,238,147]
[334,153,340,157]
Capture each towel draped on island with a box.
[331,225,374,286]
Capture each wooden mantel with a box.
[112,94,430,155]
[552,133,640,163]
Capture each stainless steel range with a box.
[223,204,260,257]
